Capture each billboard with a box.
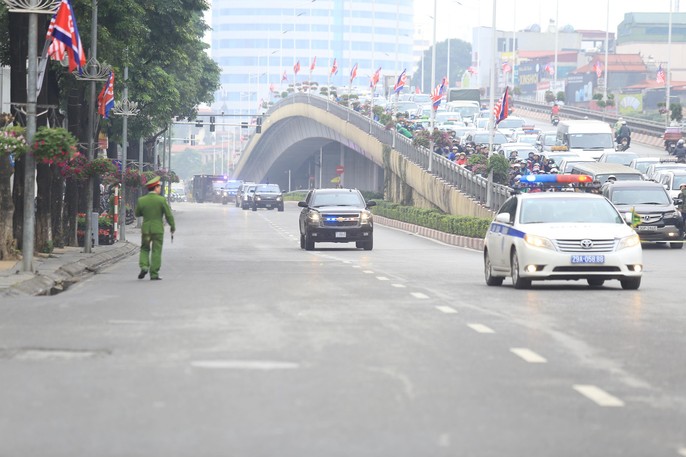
[618,94,643,115]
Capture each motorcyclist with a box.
[616,120,631,149]
[551,102,560,122]
[675,139,686,163]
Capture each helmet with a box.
[621,120,627,125]
[678,139,685,145]
[607,175,617,182]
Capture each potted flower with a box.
[0,126,28,159]
[83,157,117,177]
[124,168,145,187]
[59,152,88,180]
[30,126,77,165]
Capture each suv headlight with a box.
[360,210,373,224]
[618,233,640,250]
[276,196,283,201]
[307,210,321,223]
[255,196,262,201]
[524,234,555,250]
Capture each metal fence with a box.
[266,93,510,211]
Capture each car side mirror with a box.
[674,197,683,206]
[366,200,377,208]
[297,201,308,207]
[495,213,510,224]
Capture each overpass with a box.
[233,93,509,219]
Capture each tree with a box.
[415,38,471,93]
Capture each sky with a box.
[415,0,682,43]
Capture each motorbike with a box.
[615,136,630,151]
[551,115,560,126]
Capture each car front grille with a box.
[321,213,361,227]
[553,266,621,272]
[555,239,616,253]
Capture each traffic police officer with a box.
[135,176,175,280]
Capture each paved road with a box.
[1,202,685,456]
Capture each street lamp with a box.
[2,0,57,271]
[112,64,139,243]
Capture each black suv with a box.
[298,188,376,251]
[252,184,284,211]
[602,180,684,249]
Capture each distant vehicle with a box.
[644,161,686,182]
[192,175,229,203]
[251,183,284,211]
[653,169,686,199]
[393,101,421,116]
[446,101,480,124]
[496,143,539,159]
[221,179,243,205]
[628,157,661,178]
[568,162,644,184]
[597,151,639,166]
[557,157,596,174]
[536,131,559,152]
[409,94,431,104]
[235,182,256,209]
[464,131,509,147]
[298,188,376,251]
[447,88,480,104]
[556,120,615,160]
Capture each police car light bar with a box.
[522,174,593,184]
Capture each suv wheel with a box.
[362,237,373,251]
[484,250,504,286]
[278,205,284,212]
[252,204,257,211]
[511,250,531,289]
[300,233,305,249]
[670,241,683,249]
[587,278,605,287]
[620,277,641,290]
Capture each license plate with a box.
[265,204,272,208]
[335,232,347,238]
[571,255,605,264]
[637,225,657,231]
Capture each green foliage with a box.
[487,154,511,185]
[513,87,522,96]
[412,130,430,148]
[670,102,683,122]
[545,91,556,103]
[84,158,117,177]
[416,38,471,92]
[29,127,77,164]
[371,201,491,238]
[556,91,565,102]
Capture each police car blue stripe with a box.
[489,222,526,239]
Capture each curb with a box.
[5,242,139,297]
[375,215,485,251]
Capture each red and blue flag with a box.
[97,71,115,119]
[370,66,381,88]
[46,0,86,74]
[393,69,407,94]
[350,63,358,83]
[493,86,510,125]
[431,77,446,111]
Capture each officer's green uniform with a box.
[135,177,175,280]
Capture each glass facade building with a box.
[210,0,415,114]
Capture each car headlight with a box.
[618,233,640,250]
[360,210,373,224]
[276,196,283,201]
[668,210,681,220]
[255,196,262,201]
[524,234,555,250]
[307,210,321,223]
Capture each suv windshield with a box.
[255,184,280,193]
[568,133,614,149]
[611,188,671,205]
[519,198,622,224]
[311,192,365,207]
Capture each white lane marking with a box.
[376,276,389,281]
[436,306,457,314]
[677,448,686,456]
[510,348,547,363]
[391,283,406,288]
[352,265,361,269]
[191,360,299,370]
[411,292,429,299]
[573,385,625,407]
[108,320,152,325]
[363,270,374,274]
[467,323,495,334]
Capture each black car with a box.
[251,184,284,211]
[602,180,684,249]
[298,188,376,251]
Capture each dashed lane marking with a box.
[411,292,430,299]
[391,284,406,288]
[376,276,389,281]
[436,306,457,314]
[363,270,374,274]
[467,323,495,334]
[573,385,625,407]
[191,360,299,370]
[510,348,547,363]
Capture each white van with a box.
[556,120,615,160]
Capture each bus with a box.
[447,88,480,104]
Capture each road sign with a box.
[336,165,344,174]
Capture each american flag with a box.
[393,69,407,94]
[656,64,666,84]
[330,58,338,76]
[46,0,86,74]
[370,66,381,88]
[293,60,300,75]
[593,61,603,78]
[97,71,114,119]
[493,86,510,125]
[501,61,512,73]
[349,63,358,83]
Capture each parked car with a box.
[298,188,376,251]
[597,151,639,166]
[236,182,257,209]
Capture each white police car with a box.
[483,175,643,289]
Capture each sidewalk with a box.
[0,225,140,297]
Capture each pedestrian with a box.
[679,183,686,226]
[135,176,176,280]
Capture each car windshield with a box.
[452,106,480,118]
[256,184,280,192]
[596,173,642,183]
[604,153,638,165]
[519,198,623,224]
[497,118,525,129]
[611,188,670,205]
[672,176,686,189]
[472,132,508,144]
[568,133,614,149]
[633,162,655,173]
[543,134,557,144]
[311,192,364,207]
[225,181,242,190]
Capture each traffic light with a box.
[210,116,215,132]
[256,116,262,134]
[195,119,203,128]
